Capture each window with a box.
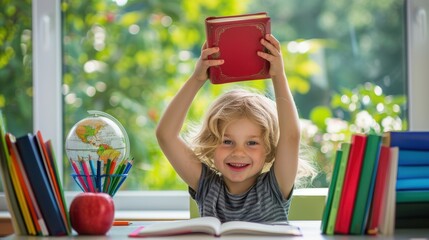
[3,0,423,214]
[61,0,407,191]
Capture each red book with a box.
[335,134,367,234]
[205,12,271,84]
[366,146,391,235]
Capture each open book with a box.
[128,217,302,237]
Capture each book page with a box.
[219,221,302,236]
[132,217,221,236]
[206,13,267,23]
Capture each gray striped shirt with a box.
[189,164,292,223]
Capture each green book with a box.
[396,190,429,203]
[321,149,343,234]
[325,142,351,235]
[350,133,382,234]
[0,110,27,235]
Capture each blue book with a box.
[396,178,429,191]
[397,166,429,179]
[386,131,429,151]
[398,150,429,166]
[15,133,67,236]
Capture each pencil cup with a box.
[71,173,128,197]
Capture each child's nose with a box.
[232,146,246,156]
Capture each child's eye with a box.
[223,140,233,145]
[247,141,258,146]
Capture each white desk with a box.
[3,221,429,239]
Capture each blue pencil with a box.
[96,160,101,192]
[89,157,97,190]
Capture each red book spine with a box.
[367,146,391,235]
[335,134,367,234]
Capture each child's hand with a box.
[191,42,224,82]
[257,34,285,78]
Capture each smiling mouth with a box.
[227,163,250,170]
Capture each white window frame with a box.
[29,0,329,220]
[30,0,190,219]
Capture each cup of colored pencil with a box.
[70,156,133,197]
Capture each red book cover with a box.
[367,146,391,235]
[205,12,271,84]
[335,134,367,234]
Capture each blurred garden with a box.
[0,0,406,191]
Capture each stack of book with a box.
[0,110,71,236]
[385,131,429,229]
[320,131,429,236]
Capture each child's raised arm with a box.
[258,34,300,199]
[156,43,224,191]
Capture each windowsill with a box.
[293,188,328,196]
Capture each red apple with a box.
[69,192,115,235]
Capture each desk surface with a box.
[3,221,429,239]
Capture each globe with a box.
[65,110,130,163]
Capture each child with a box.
[156,34,316,222]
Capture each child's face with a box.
[213,117,267,194]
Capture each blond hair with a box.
[188,89,317,187]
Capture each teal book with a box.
[397,166,429,179]
[396,190,429,203]
[320,149,342,234]
[398,150,429,166]
[396,178,429,190]
[350,134,382,234]
[15,134,68,236]
[325,143,351,235]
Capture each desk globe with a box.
[65,110,130,163]
[65,110,130,195]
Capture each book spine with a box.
[396,178,429,190]
[321,150,342,234]
[350,134,382,234]
[0,111,27,235]
[395,217,429,228]
[16,134,67,236]
[335,134,367,234]
[6,134,40,235]
[398,150,429,166]
[396,190,429,203]
[366,146,391,235]
[46,140,72,234]
[379,147,398,235]
[397,165,429,179]
[325,143,350,235]
[395,202,429,218]
[388,131,429,150]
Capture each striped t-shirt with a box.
[189,164,292,223]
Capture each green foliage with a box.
[1,0,406,191]
[0,0,33,137]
